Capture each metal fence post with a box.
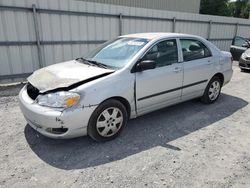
[172,17,176,32]
[32,4,43,68]
[119,13,123,36]
[207,20,212,40]
[234,23,239,37]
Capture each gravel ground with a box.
[0,63,250,188]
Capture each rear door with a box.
[179,38,215,100]
[135,39,183,115]
[230,36,249,60]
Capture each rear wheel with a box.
[87,99,128,141]
[201,76,222,104]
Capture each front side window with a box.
[84,37,149,69]
[180,39,212,61]
[233,36,248,47]
[142,39,178,67]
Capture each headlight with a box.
[241,53,247,59]
[36,91,80,108]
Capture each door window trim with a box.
[142,39,179,68]
[134,38,181,68]
[232,36,249,46]
[131,38,181,73]
[179,38,212,62]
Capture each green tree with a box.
[200,0,231,16]
[233,0,250,18]
[200,0,250,18]
[240,4,250,18]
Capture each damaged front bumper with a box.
[19,85,97,139]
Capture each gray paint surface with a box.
[0,0,250,82]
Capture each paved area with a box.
[0,63,250,188]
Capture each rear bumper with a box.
[19,85,97,139]
[223,69,233,86]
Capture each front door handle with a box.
[173,67,182,73]
[206,59,213,65]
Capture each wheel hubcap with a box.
[96,107,123,137]
[208,80,220,101]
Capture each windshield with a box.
[84,37,149,69]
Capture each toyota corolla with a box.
[19,33,233,141]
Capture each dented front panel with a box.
[19,86,96,138]
[27,60,114,93]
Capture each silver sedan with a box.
[19,33,233,141]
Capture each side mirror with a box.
[134,60,156,72]
[242,43,250,48]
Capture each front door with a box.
[230,36,249,60]
[135,39,183,115]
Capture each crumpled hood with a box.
[27,60,114,93]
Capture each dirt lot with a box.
[0,63,250,188]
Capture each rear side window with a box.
[180,39,212,62]
[142,39,178,67]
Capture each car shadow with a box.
[24,93,248,170]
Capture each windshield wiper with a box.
[88,60,109,69]
[76,57,109,69]
[76,57,92,66]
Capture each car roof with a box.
[120,32,199,40]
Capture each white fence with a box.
[0,0,250,83]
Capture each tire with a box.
[200,76,222,104]
[241,68,249,73]
[87,99,128,142]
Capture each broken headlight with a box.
[36,91,80,108]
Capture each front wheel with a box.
[87,99,128,142]
[241,68,249,72]
[200,76,222,104]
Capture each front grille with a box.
[239,63,246,67]
[239,58,250,68]
[27,83,40,100]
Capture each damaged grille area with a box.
[46,127,68,135]
[27,83,40,100]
